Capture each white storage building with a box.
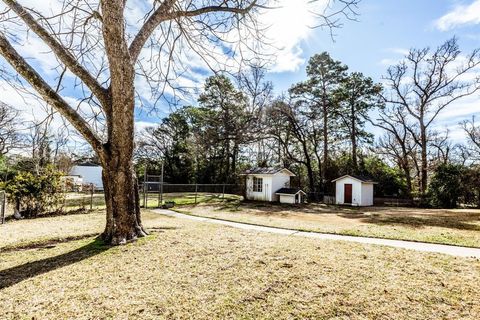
[70,163,104,190]
[243,168,296,202]
[332,175,377,206]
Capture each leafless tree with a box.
[0,0,359,244]
[429,130,457,165]
[383,37,480,198]
[236,64,274,165]
[374,105,417,197]
[266,99,319,192]
[462,116,480,161]
[0,102,21,155]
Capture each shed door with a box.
[344,184,352,204]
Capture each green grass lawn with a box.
[175,201,480,248]
[1,210,479,319]
[61,192,241,211]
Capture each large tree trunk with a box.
[399,160,413,199]
[101,160,147,245]
[322,101,328,187]
[420,123,428,198]
[299,138,315,194]
[351,107,357,172]
[99,0,148,244]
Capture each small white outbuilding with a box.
[243,167,296,202]
[70,163,104,190]
[275,188,307,204]
[332,175,377,206]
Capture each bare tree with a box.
[0,0,358,244]
[383,37,480,198]
[236,64,274,165]
[267,99,319,192]
[0,102,21,155]
[429,130,457,165]
[374,105,416,197]
[462,116,480,161]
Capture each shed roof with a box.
[331,174,377,184]
[275,188,306,195]
[242,167,295,176]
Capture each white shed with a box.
[332,175,377,206]
[275,188,307,204]
[243,168,295,202]
[70,163,104,190]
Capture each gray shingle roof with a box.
[275,188,306,195]
[243,167,291,175]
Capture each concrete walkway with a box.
[154,209,480,259]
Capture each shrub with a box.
[1,165,65,217]
[428,163,464,209]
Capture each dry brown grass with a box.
[176,202,480,247]
[0,210,479,319]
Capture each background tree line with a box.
[135,38,480,207]
[2,38,480,208]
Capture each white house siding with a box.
[279,194,295,204]
[70,165,104,190]
[245,171,292,202]
[271,173,291,202]
[361,183,374,206]
[335,177,362,206]
[246,175,273,201]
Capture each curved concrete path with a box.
[154,209,480,259]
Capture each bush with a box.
[428,163,464,209]
[460,166,480,208]
[1,166,65,217]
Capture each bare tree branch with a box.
[0,33,104,153]
[2,0,110,107]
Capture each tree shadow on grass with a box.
[339,213,480,231]
[0,233,100,253]
[0,237,109,290]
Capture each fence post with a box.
[195,183,198,204]
[90,183,94,210]
[158,162,164,207]
[1,191,5,224]
[143,165,148,209]
[222,184,225,199]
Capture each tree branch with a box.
[0,33,105,154]
[129,0,260,63]
[2,0,110,107]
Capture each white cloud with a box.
[435,0,480,31]
[435,95,480,122]
[135,121,156,133]
[255,0,329,73]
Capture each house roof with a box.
[331,174,377,184]
[74,162,101,167]
[241,167,295,176]
[275,188,306,195]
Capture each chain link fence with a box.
[140,183,243,208]
[57,183,244,212]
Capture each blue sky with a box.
[269,0,480,92]
[1,0,479,145]
[135,0,480,141]
[260,0,480,142]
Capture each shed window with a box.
[253,177,263,192]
